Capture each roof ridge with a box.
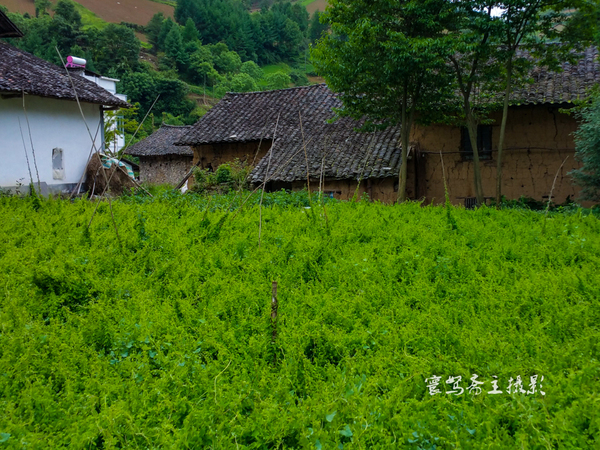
[225,83,327,96]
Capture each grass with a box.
[73,2,109,30]
[0,192,598,448]
[147,0,177,6]
[261,62,292,76]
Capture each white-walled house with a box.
[73,66,128,153]
[0,13,129,195]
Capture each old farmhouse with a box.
[0,10,129,194]
[126,124,193,186]
[177,84,403,202]
[176,47,599,206]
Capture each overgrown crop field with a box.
[0,194,598,449]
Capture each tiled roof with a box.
[126,124,193,157]
[177,46,598,183]
[478,44,600,105]
[0,41,129,107]
[510,46,599,105]
[0,10,23,38]
[177,84,402,183]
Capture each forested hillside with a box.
[0,0,329,143]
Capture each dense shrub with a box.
[191,160,252,194]
[0,195,598,448]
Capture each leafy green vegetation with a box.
[0,194,598,448]
[572,92,600,202]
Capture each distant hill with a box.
[3,0,174,26]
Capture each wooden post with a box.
[271,281,278,364]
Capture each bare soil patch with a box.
[3,0,35,15]
[76,0,173,25]
[4,0,173,25]
[306,0,328,15]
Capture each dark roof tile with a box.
[126,124,193,157]
[177,47,598,183]
[177,84,402,183]
[0,41,129,107]
[510,47,599,105]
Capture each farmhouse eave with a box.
[0,41,130,108]
[0,10,23,38]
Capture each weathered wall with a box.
[192,141,272,169]
[271,177,398,203]
[139,155,192,186]
[412,105,584,205]
[189,106,589,205]
[0,95,102,190]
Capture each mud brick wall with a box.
[139,155,193,186]
[193,141,272,170]
[412,105,586,206]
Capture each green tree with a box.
[165,25,188,70]
[493,0,587,206]
[146,12,165,53]
[34,0,51,17]
[158,17,175,51]
[214,50,242,74]
[182,17,200,43]
[230,72,258,92]
[445,3,502,206]
[571,93,600,202]
[53,0,81,27]
[190,45,214,65]
[240,60,263,80]
[312,0,456,202]
[189,60,220,86]
[92,24,140,74]
[264,71,291,90]
[308,10,328,43]
[50,0,83,57]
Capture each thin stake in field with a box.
[17,117,34,189]
[258,112,280,248]
[271,281,278,365]
[55,47,122,248]
[229,133,319,222]
[21,90,42,193]
[299,111,311,205]
[545,155,570,217]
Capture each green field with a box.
[0,192,598,448]
[261,62,293,76]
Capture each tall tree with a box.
[494,0,593,205]
[571,93,600,201]
[146,12,165,53]
[158,17,175,51]
[312,0,456,202]
[182,17,200,43]
[446,2,502,206]
[165,25,188,71]
[34,0,51,17]
[308,11,329,43]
